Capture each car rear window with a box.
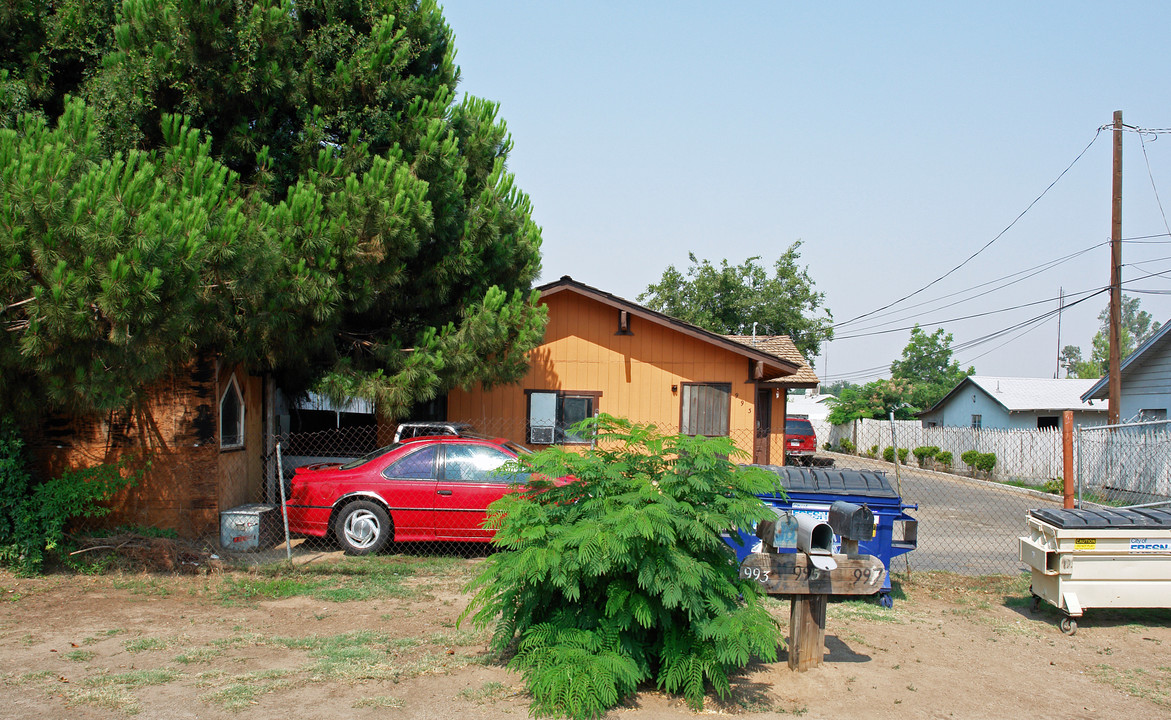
[785,419,814,435]
[338,443,401,470]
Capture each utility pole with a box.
[1108,110,1123,425]
[1055,286,1063,378]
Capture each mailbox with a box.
[828,500,874,541]
[756,513,799,550]
[795,513,837,570]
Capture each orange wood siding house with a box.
[448,276,819,464]
[25,358,272,538]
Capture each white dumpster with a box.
[1019,507,1171,634]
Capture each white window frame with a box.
[220,374,245,450]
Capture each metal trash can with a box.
[1020,506,1171,634]
[220,503,280,552]
[726,466,918,606]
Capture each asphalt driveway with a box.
[825,453,1063,575]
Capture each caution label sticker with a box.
[1074,538,1096,550]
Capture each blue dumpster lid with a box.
[749,465,900,500]
[1029,507,1171,530]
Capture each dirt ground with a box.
[1,548,1169,720]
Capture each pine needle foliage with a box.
[0,1,546,420]
[461,415,784,718]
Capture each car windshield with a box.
[785,419,814,435]
[337,443,401,470]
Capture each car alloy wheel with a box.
[334,500,392,555]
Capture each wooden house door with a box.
[754,388,771,465]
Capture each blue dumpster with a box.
[726,465,919,607]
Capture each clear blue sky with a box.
[440,0,1171,384]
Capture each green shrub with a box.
[838,438,855,454]
[882,446,895,463]
[975,452,997,475]
[823,441,832,451]
[960,449,980,468]
[935,451,953,468]
[897,448,909,465]
[462,415,782,718]
[867,445,879,459]
[0,417,143,574]
[1042,478,1063,495]
[911,446,939,468]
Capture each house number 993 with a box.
[740,566,771,583]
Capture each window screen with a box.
[681,383,731,436]
[527,391,596,444]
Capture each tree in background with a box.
[818,379,858,398]
[826,325,972,423]
[637,242,832,358]
[889,325,974,408]
[0,0,545,420]
[1061,295,1162,379]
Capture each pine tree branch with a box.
[2,297,34,313]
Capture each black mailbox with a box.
[828,500,874,541]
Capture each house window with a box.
[1037,416,1059,430]
[220,375,245,449]
[1139,409,1167,422]
[526,391,598,444]
[681,383,731,436]
[970,414,982,429]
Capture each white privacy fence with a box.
[812,418,1063,482]
[1077,419,1171,505]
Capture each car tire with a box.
[334,500,392,555]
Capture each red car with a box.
[284,435,538,554]
[784,416,817,466]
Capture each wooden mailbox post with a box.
[740,501,887,671]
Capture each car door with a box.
[433,441,528,540]
[377,444,440,541]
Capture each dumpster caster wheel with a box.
[1059,617,1077,636]
[1030,595,1041,613]
[878,593,893,609]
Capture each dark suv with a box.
[784,416,817,466]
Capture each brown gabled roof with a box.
[723,335,820,389]
[537,276,801,380]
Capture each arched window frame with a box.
[219,374,245,450]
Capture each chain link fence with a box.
[1077,419,1171,507]
[809,418,1070,575]
[45,414,1171,577]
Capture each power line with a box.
[1137,130,1171,237]
[836,241,1105,334]
[1123,234,1171,243]
[833,286,1106,340]
[819,288,1111,385]
[836,127,1106,328]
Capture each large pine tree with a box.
[0,0,546,419]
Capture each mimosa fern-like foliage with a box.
[461,415,784,718]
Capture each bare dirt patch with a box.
[1,553,1168,720]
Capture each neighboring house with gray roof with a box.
[1081,320,1171,422]
[918,376,1107,430]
